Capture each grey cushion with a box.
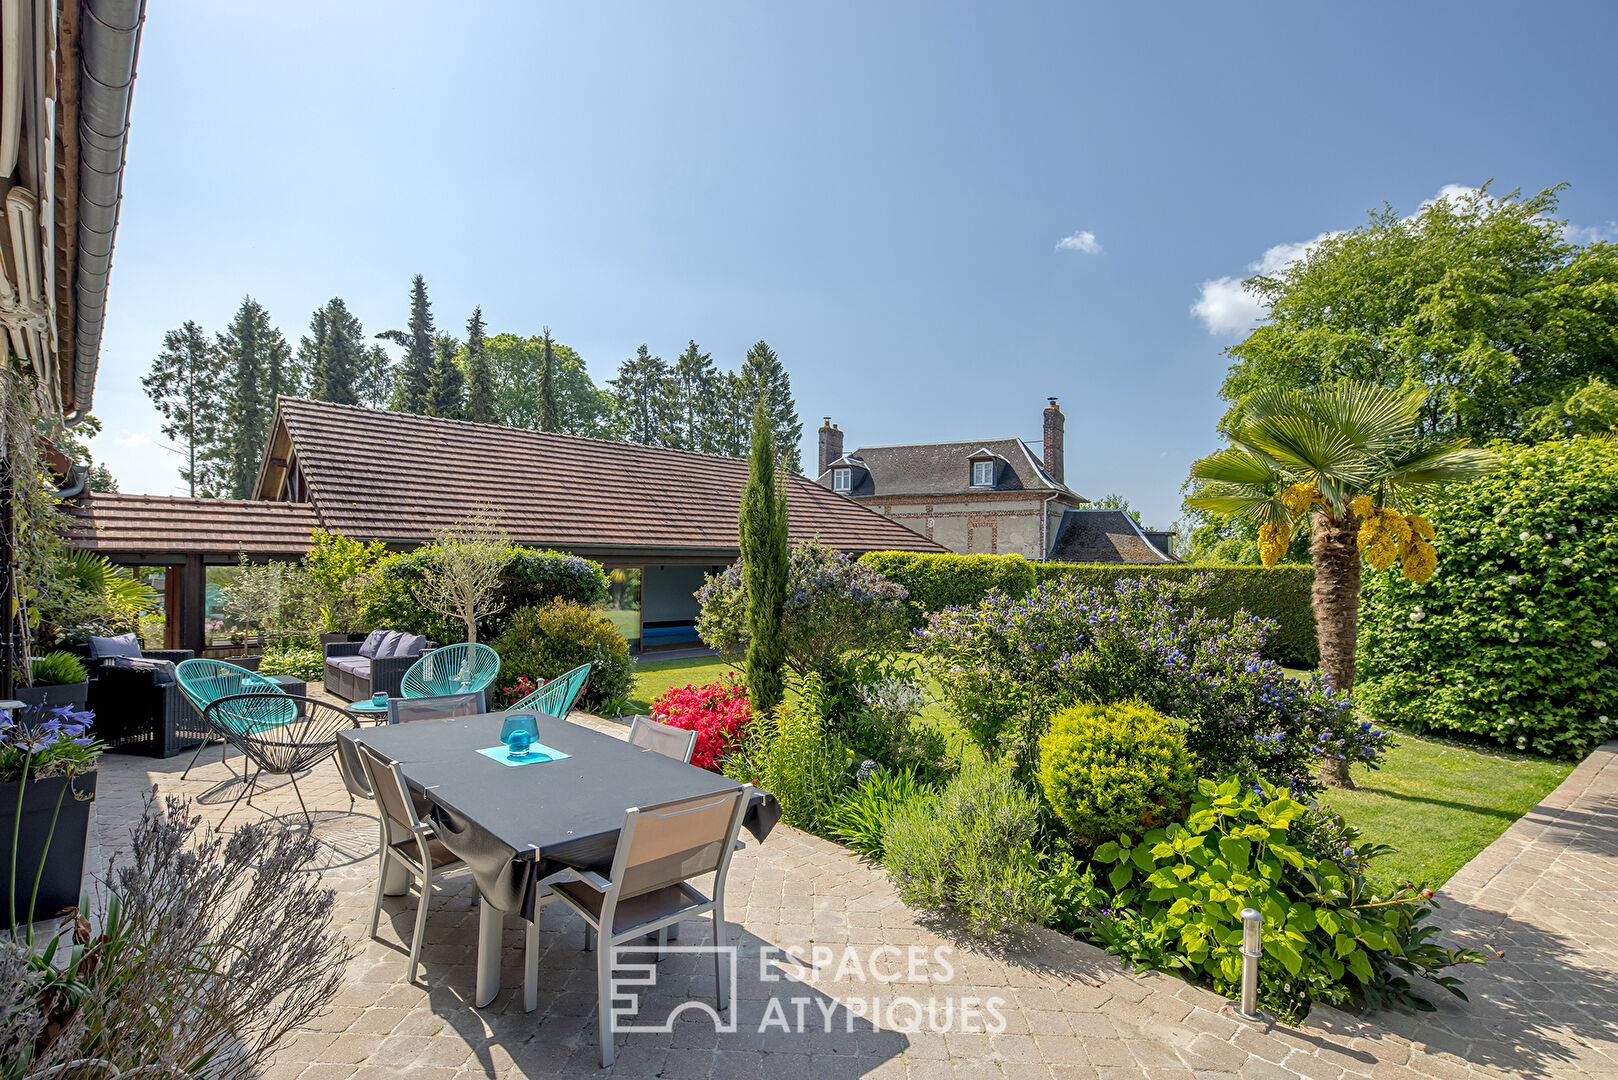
[89,633,142,659]
[105,656,177,685]
[358,629,390,658]
[373,631,406,659]
[395,633,427,658]
[334,657,372,676]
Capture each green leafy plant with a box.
[491,600,633,711]
[1037,700,1196,845]
[856,552,1037,629]
[882,758,1051,937]
[1089,777,1490,1020]
[29,651,87,687]
[729,684,852,834]
[828,766,926,860]
[260,646,324,682]
[303,528,388,633]
[1358,435,1618,758]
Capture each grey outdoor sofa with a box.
[323,630,437,702]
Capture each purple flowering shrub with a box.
[696,540,910,681]
[0,703,101,781]
[917,575,1391,794]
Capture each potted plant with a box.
[15,650,90,709]
[1,702,101,928]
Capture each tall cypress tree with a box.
[739,398,789,713]
[384,274,436,414]
[537,328,561,433]
[463,306,495,423]
[302,297,368,405]
[672,339,720,451]
[142,319,225,496]
[217,297,293,498]
[738,340,803,470]
[426,333,465,418]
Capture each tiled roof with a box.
[820,438,1076,497]
[266,398,944,554]
[64,494,319,557]
[1048,509,1176,564]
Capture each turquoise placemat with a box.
[475,743,571,767]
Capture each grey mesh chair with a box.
[334,735,372,811]
[356,742,469,983]
[386,690,485,724]
[528,785,752,1066]
[627,716,698,764]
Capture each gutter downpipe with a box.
[1040,492,1058,561]
[67,0,144,422]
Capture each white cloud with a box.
[1564,221,1618,244]
[1055,230,1102,255]
[113,431,152,448]
[1190,231,1335,336]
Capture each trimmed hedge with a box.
[856,552,1036,628]
[1033,563,1317,668]
[1357,436,1618,759]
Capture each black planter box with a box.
[0,771,96,927]
[13,681,90,710]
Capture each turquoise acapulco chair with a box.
[504,662,591,720]
[399,642,501,701]
[176,658,292,779]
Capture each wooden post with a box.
[163,566,183,650]
[179,554,206,655]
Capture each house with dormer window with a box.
[813,398,1176,563]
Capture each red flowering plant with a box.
[651,676,752,771]
[495,675,541,709]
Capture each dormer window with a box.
[833,467,852,493]
[972,460,995,487]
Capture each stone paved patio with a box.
[80,721,1618,1080]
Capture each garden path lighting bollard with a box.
[1238,908,1263,1020]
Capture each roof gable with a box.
[1048,509,1176,564]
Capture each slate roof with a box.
[64,494,320,557]
[819,438,1077,498]
[1047,509,1176,564]
[256,398,944,554]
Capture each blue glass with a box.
[500,712,540,743]
[371,692,388,707]
[506,728,533,758]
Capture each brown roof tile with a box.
[64,494,319,557]
[1048,509,1176,564]
[816,437,1078,498]
[268,398,944,555]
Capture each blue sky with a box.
[88,1,1618,529]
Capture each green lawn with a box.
[631,656,1573,888]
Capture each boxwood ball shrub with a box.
[856,552,1036,628]
[491,600,633,712]
[1357,436,1618,758]
[1037,700,1196,845]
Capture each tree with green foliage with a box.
[383,275,436,414]
[463,306,496,424]
[301,297,370,406]
[217,297,295,498]
[738,340,802,470]
[1188,382,1498,785]
[142,320,225,496]
[1218,184,1618,445]
[672,339,720,451]
[86,463,117,493]
[608,344,679,445]
[712,371,751,456]
[485,332,611,435]
[738,399,790,713]
[426,333,465,418]
[537,328,560,433]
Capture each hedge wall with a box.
[1357,436,1618,759]
[857,551,1317,667]
[1034,563,1318,668]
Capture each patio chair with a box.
[203,694,360,826]
[505,662,591,720]
[176,658,290,779]
[530,785,752,1066]
[400,643,500,700]
[355,741,470,984]
[386,690,486,724]
[626,716,697,764]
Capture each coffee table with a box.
[347,698,391,722]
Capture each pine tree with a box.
[142,320,225,496]
[739,398,789,713]
[607,345,678,445]
[714,371,750,456]
[357,344,394,408]
[302,297,369,405]
[537,328,561,433]
[672,339,720,451]
[463,306,496,423]
[426,333,465,418]
[738,340,802,470]
[216,297,293,499]
[383,275,436,414]
[86,463,118,493]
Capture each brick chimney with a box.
[1043,398,1064,483]
[818,417,844,476]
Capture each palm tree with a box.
[1187,382,1498,785]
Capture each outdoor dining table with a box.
[337,712,780,1006]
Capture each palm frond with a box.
[1299,381,1424,449]
[1184,488,1291,527]
[1189,448,1284,485]
[1385,444,1501,488]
